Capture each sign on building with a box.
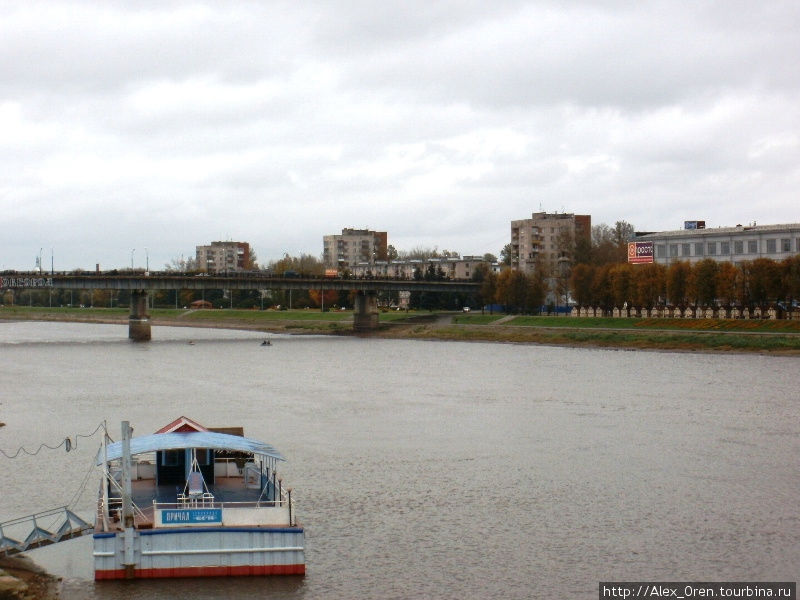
[627,241,654,264]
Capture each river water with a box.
[0,321,797,599]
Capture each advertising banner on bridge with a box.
[627,241,654,264]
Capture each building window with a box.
[670,244,678,257]
[720,242,730,255]
[656,245,665,258]
[682,243,691,256]
[734,240,743,254]
[695,242,704,256]
[766,239,776,253]
[707,242,716,255]
[748,240,757,254]
[781,238,791,252]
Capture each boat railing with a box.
[97,493,148,529]
[152,499,288,511]
[176,492,217,508]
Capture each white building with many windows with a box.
[634,223,800,265]
[351,256,492,280]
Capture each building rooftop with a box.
[637,223,800,239]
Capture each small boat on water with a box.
[93,416,305,580]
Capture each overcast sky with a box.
[2,1,798,271]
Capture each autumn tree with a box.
[608,263,633,308]
[569,264,594,306]
[527,266,548,313]
[164,255,197,272]
[496,268,529,313]
[472,263,497,312]
[632,263,666,308]
[248,248,259,270]
[399,247,459,260]
[308,289,339,309]
[499,244,513,266]
[747,258,781,308]
[715,262,739,306]
[781,255,800,306]
[583,265,605,310]
[269,253,323,276]
[666,261,691,306]
[687,259,718,306]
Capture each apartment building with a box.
[511,212,591,274]
[634,222,800,265]
[323,228,388,269]
[195,241,251,273]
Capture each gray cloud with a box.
[1,0,798,270]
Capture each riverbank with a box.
[2,306,800,354]
[0,556,60,600]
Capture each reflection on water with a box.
[0,321,798,599]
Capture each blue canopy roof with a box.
[96,431,285,465]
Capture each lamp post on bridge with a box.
[131,249,135,270]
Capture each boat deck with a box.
[130,475,277,505]
[100,476,281,532]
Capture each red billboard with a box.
[628,241,654,264]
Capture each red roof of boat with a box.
[154,416,209,434]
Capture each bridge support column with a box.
[128,290,151,341]
[353,290,379,331]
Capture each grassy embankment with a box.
[444,313,800,353]
[2,306,800,353]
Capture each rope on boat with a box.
[0,421,105,459]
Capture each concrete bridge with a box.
[1,274,479,340]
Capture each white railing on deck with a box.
[153,499,288,510]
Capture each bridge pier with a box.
[353,290,379,331]
[128,290,151,341]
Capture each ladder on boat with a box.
[0,506,93,558]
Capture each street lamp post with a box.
[131,249,135,270]
[145,248,149,272]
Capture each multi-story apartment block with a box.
[323,228,388,269]
[634,222,800,265]
[195,241,251,273]
[511,212,591,274]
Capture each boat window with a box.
[161,450,181,466]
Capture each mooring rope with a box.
[0,421,105,459]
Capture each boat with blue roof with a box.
[93,416,305,579]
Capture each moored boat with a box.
[93,416,305,580]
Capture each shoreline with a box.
[2,309,800,355]
[0,556,60,600]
